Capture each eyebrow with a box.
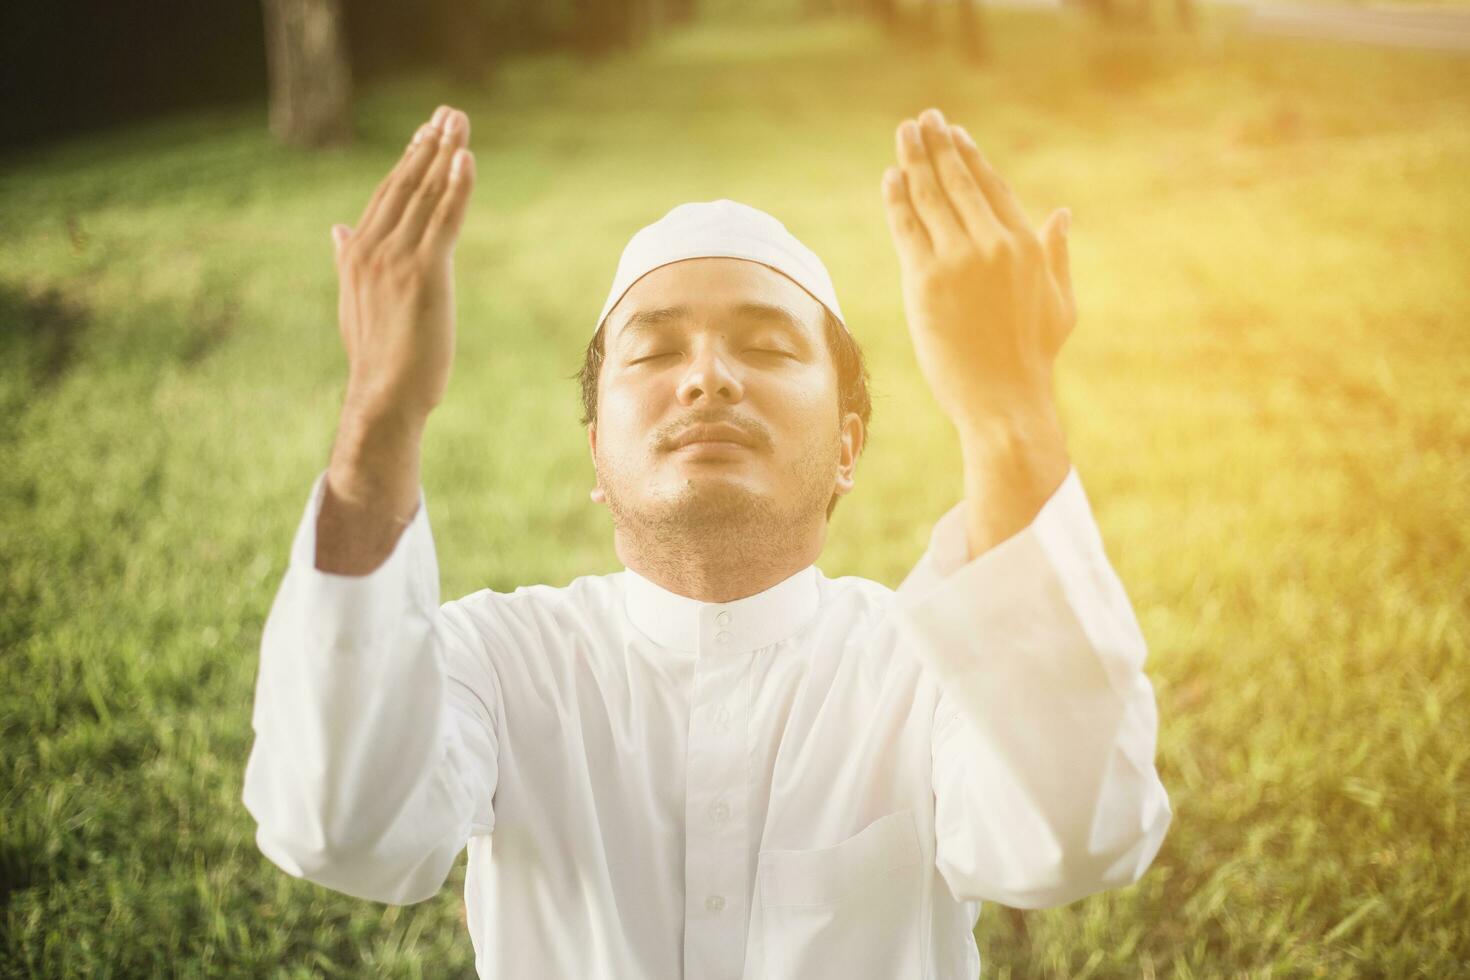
[616,302,811,349]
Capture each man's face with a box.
[589,257,862,538]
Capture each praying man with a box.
[242,104,1172,979]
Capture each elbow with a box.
[1006,786,1174,910]
[942,785,1174,910]
[241,740,468,906]
[253,822,449,906]
[1016,831,1170,910]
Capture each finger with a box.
[916,108,1001,244]
[421,148,476,262]
[880,166,932,267]
[331,223,351,261]
[334,224,361,360]
[895,118,967,251]
[952,125,1031,235]
[353,110,447,236]
[396,109,470,247]
[355,120,451,246]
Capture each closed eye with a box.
[631,350,793,364]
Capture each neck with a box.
[613,519,826,603]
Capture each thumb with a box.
[331,224,351,259]
[1041,207,1073,306]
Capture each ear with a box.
[588,423,606,505]
[832,411,864,498]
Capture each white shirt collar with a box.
[622,563,822,654]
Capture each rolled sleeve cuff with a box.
[282,469,441,649]
[891,465,1147,700]
[894,464,1084,598]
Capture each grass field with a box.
[3,6,1469,977]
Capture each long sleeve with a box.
[890,466,1171,909]
[241,470,501,906]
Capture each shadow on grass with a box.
[0,281,89,392]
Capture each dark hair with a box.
[575,305,872,520]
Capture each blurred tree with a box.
[628,0,662,46]
[573,0,614,57]
[1072,0,1111,26]
[262,0,352,146]
[666,0,699,23]
[1074,0,1194,31]
[956,0,989,63]
[891,0,988,64]
[435,0,494,87]
[0,2,268,150]
[501,0,567,54]
[918,0,939,41]
[1152,0,1196,32]
[572,0,663,59]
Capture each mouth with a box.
[669,422,758,453]
[672,440,750,457]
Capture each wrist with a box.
[328,404,425,510]
[958,399,1068,479]
[954,396,1064,451]
[341,386,432,434]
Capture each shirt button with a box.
[714,705,730,730]
[706,894,725,912]
[715,630,732,644]
[715,611,731,627]
[709,799,730,824]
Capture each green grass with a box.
[3,8,1469,977]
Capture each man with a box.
[242,104,1172,979]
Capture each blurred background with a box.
[2,0,1467,976]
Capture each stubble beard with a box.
[598,434,838,564]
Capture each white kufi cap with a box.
[595,199,846,336]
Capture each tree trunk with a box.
[261,0,351,147]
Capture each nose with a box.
[675,339,745,406]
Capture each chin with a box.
[649,480,780,528]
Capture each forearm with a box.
[318,404,428,575]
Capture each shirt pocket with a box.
[756,808,924,980]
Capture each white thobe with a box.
[242,464,1171,979]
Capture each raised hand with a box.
[312,106,475,573]
[880,106,1075,431]
[332,105,476,426]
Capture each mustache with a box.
[660,414,768,451]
